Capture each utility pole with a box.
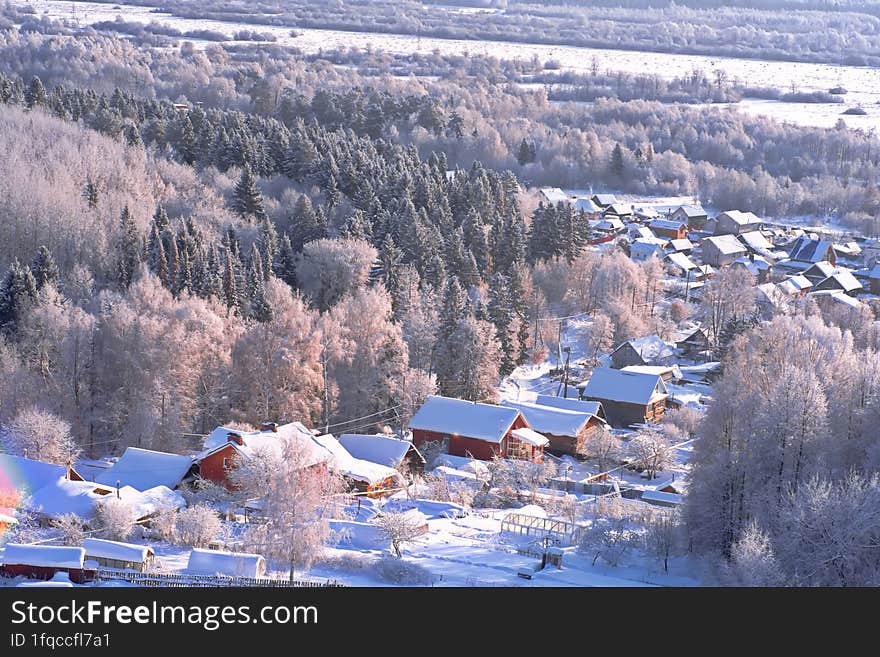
[321,341,330,435]
[562,347,572,399]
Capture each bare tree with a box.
[374,510,426,558]
[628,430,675,480]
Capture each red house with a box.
[408,396,548,463]
[196,421,331,490]
[649,218,688,240]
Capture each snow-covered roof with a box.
[501,400,600,436]
[604,202,633,216]
[631,239,665,260]
[789,236,835,263]
[73,458,112,482]
[802,261,837,279]
[633,206,661,220]
[578,368,667,405]
[574,197,602,213]
[0,508,17,524]
[738,230,775,254]
[510,427,550,447]
[622,364,683,380]
[311,433,400,485]
[755,282,786,307]
[649,218,686,231]
[0,544,85,569]
[666,252,696,271]
[186,548,265,578]
[83,538,154,563]
[593,217,624,231]
[337,434,422,468]
[667,238,694,252]
[409,396,521,444]
[777,275,813,295]
[0,454,73,498]
[673,205,706,218]
[717,210,761,227]
[815,269,862,293]
[539,187,570,205]
[534,395,604,417]
[615,335,675,363]
[95,448,193,492]
[702,234,748,255]
[201,422,332,469]
[112,485,186,519]
[591,193,617,206]
[810,290,862,308]
[25,478,114,518]
[641,490,683,506]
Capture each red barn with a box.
[0,544,95,584]
[408,396,548,463]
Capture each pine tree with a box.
[274,234,298,288]
[232,166,267,221]
[31,246,59,291]
[488,272,516,375]
[166,235,181,294]
[222,247,239,314]
[24,76,47,109]
[289,194,326,251]
[83,178,99,210]
[147,223,169,286]
[439,277,467,342]
[257,215,278,282]
[250,277,274,323]
[124,124,142,148]
[340,210,372,241]
[116,205,141,290]
[152,204,171,235]
[611,142,625,178]
[0,259,38,336]
[517,138,536,166]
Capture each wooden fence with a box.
[93,568,345,588]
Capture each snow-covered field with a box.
[14,0,880,131]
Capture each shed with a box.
[186,548,266,579]
[610,335,675,369]
[0,544,94,583]
[83,538,155,572]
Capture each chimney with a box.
[260,421,278,433]
[227,432,244,446]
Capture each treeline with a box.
[107,0,880,67]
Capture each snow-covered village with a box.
[2,0,880,594]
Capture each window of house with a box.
[222,457,229,470]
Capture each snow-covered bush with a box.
[96,498,135,541]
[372,556,435,585]
[51,513,85,546]
[173,505,222,548]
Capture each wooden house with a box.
[777,274,812,297]
[83,538,155,573]
[812,268,862,296]
[603,202,633,221]
[649,219,688,240]
[95,448,196,492]
[500,399,607,457]
[591,193,617,209]
[714,210,762,235]
[701,234,747,267]
[801,261,838,284]
[539,187,570,205]
[671,205,708,229]
[409,396,548,463]
[578,368,668,428]
[676,328,710,358]
[0,544,95,584]
[630,238,666,262]
[311,433,402,496]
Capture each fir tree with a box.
[611,142,626,178]
[257,215,278,282]
[232,166,267,221]
[24,76,47,109]
[274,234,298,288]
[116,205,141,290]
[152,204,171,235]
[488,272,516,375]
[0,259,38,336]
[147,223,169,286]
[83,178,99,210]
[250,277,274,323]
[222,247,239,314]
[31,246,59,291]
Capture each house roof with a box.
[777,275,813,295]
[501,400,601,437]
[814,269,862,293]
[649,219,686,231]
[186,548,265,578]
[83,538,154,563]
[200,422,332,469]
[703,234,748,255]
[338,434,423,468]
[115,485,186,520]
[591,193,617,206]
[574,197,602,213]
[755,282,786,307]
[717,210,761,226]
[614,335,675,363]
[539,187,570,205]
[802,261,837,279]
[789,236,834,263]
[621,364,683,380]
[510,427,550,448]
[311,433,399,485]
[534,395,605,418]
[0,544,85,569]
[95,448,193,492]
[666,252,696,271]
[633,206,662,219]
[738,230,775,255]
[605,202,633,216]
[810,290,862,308]
[0,454,73,498]
[674,205,706,218]
[668,238,694,252]
[409,396,522,444]
[25,478,115,518]
[594,217,624,231]
[578,368,668,405]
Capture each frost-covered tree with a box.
[295,238,376,312]
[375,511,425,558]
[173,505,222,548]
[95,498,135,541]
[1,406,79,465]
[628,429,674,480]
